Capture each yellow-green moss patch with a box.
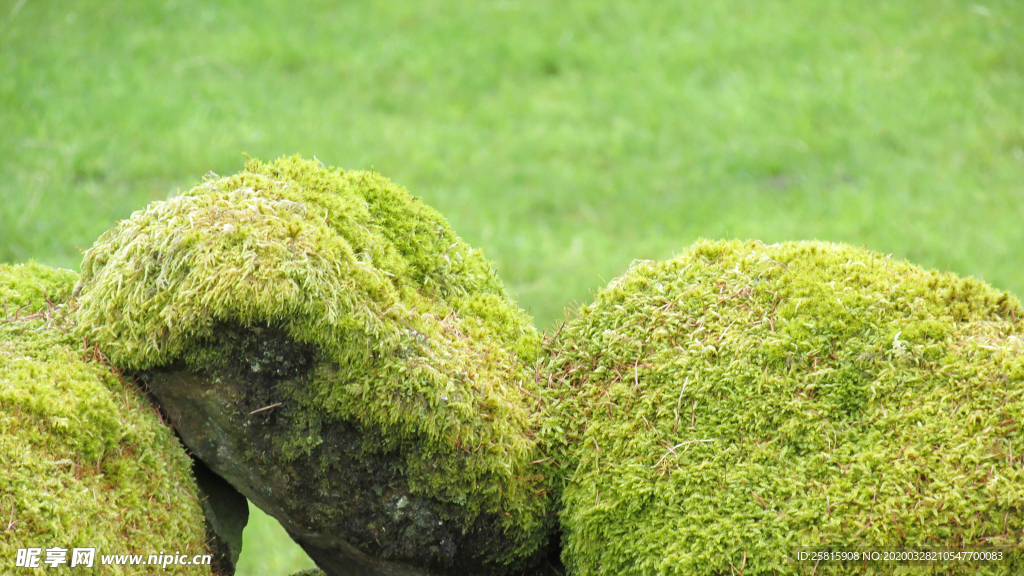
[0,262,77,313]
[1,264,211,575]
[542,240,1024,576]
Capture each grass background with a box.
[2,0,1023,573]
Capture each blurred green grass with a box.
[2,0,1023,573]
[236,503,317,576]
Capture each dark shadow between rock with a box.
[192,456,248,575]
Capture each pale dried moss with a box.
[1,263,210,575]
[541,240,1024,576]
[72,156,551,566]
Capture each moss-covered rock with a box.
[0,263,213,575]
[69,155,1024,574]
[541,240,1024,575]
[72,156,553,574]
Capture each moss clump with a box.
[0,261,77,313]
[0,263,211,575]
[72,156,551,571]
[542,240,1024,576]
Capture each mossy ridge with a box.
[72,156,551,567]
[541,239,1024,576]
[1,264,210,575]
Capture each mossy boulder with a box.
[541,240,1024,575]
[1,263,215,575]
[71,157,553,575]
[67,155,1024,575]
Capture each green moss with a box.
[0,262,78,313]
[1,264,210,575]
[542,240,1024,576]
[72,156,551,568]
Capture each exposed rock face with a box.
[139,324,462,575]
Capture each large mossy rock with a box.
[0,263,216,575]
[541,240,1024,575]
[72,157,553,575]
[67,153,1024,575]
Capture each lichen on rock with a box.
[72,156,553,574]
[0,263,213,575]
[541,240,1024,575]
